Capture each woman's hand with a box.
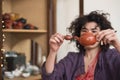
[97,29,120,48]
[46,33,64,73]
[49,33,64,53]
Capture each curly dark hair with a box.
[67,10,114,53]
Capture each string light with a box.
[1,33,6,68]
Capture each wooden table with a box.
[4,74,42,80]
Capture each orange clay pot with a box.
[64,32,97,46]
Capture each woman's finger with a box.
[97,29,115,41]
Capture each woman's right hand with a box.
[49,33,64,53]
[45,33,64,73]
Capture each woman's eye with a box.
[81,30,87,32]
[92,31,97,33]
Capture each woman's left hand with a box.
[97,29,120,47]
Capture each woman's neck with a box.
[85,47,100,60]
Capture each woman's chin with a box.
[84,43,100,49]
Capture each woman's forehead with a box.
[82,22,100,29]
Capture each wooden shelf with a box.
[2,29,47,33]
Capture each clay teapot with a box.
[64,32,97,46]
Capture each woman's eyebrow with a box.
[81,26,98,30]
[81,27,87,29]
[91,28,97,30]
[91,26,98,30]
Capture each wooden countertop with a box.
[4,74,42,80]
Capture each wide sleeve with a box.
[41,52,77,80]
[113,49,120,78]
[110,49,120,79]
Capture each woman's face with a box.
[80,22,101,49]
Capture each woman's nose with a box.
[87,30,93,33]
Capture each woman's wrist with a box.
[49,48,58,54]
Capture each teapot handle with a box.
[64,35,73,40]
[64,35,79,41]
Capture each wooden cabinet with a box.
[2,0,56,64]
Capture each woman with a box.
[41,10,120,80]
